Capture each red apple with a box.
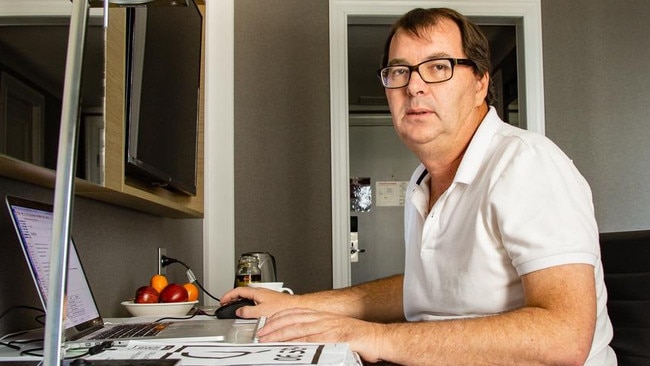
[134,285,159,303]
[159,283,189,303]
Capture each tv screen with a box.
[125,0,202,196]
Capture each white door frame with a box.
[329,0,545,289]
[204,0,235,304]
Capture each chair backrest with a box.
[600,230,650,366]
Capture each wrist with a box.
[368,322,391,363]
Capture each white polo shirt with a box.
[402,107,615,364]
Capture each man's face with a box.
[385,19,488,154]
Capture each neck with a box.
[423,103,488,207]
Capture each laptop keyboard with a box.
[90,322,172,340]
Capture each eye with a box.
[389,67,408,77]
[424,60,451,73]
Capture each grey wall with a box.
[0,177,203,335]
[233,0,332,294]
[233,0,650,292]
[541,0,650,232]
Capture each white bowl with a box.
[121,300,198,317]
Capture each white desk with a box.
[0,316,258,362]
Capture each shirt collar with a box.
[454,106,501,185]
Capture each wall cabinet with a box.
[0,5,204,218]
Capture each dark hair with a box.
[381,8,494,105]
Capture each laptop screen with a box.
[6,196,103,337]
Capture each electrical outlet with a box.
[158,248,167,275]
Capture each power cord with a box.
[161,255,221,302]
[18,340,114,359]
[0,340,20,351]
[0,305,46,353]
[1,306,112,360]
[0,305,45,325]
[1,328,44,353]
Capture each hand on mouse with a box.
[215,298,256,319]
[220,286,298,319]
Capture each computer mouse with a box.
[214,298,256,319]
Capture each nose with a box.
[406,69,427,96]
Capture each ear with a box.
[475,72,489,107]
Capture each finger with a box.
[220,286,256,304]
[259,317,329,343]
[256,309,323,339]
[236,293,300,319]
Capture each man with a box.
[221,8,615,365]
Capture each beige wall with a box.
[234,0,333,294]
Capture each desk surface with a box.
[2,339,359,366]
[0,316,258,361]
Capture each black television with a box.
[125,0,202,196]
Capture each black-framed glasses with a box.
[377,58,476,89]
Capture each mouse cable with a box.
[161,255,221,302]
[153,307,203,323]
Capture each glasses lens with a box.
[419,59,453,83]
[380,66,410,88]
[380,59,457,88]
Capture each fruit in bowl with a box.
[132,275,199,304]
[159,283,188,303]
[134,285,159,303]
[125,275,201,317]
[150,274,168,293]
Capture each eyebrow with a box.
[387,52,453,66]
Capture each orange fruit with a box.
[183,283,199,302]
[150,274,168,294]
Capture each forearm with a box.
[299,274,404,322]
[373,266,597,365]
[256,267,595,364]
[374,307,592,366]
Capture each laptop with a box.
[5,195,249,348]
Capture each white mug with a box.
[248,282,294,294]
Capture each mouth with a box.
[406,108,432,116]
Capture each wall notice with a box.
[376,181,409,207]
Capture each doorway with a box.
[347,19,520,285]
[329,0,546,289]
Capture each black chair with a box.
[600,230,650,366]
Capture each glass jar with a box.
[234,255,262,287]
